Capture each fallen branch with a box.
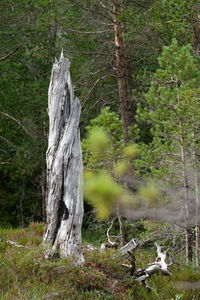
[101,222,173,288]
[137,244,171,285]
[101,218,118,250]
[7,240,30,249]
[121,241,172,289]
[120,239,139,254]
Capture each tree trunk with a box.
[191,2,200,56]
[195,226,200,267]
[180,143,193,264]
[178,108,193,264]
[191,4,200,265]
[43,52,84,265]
[191,133,200,267]
[113,0,134,137]
[185,228,193,264]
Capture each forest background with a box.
[1,0,200,245]
[2,1,200,299]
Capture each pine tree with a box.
[137,38,200,264]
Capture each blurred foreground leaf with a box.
[87,127,110,154]
[138,181,160,208]
[123,144,139,158]
[84,171,122,219]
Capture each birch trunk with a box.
[43,52,84,265]
[195,226,200,267]
[180,139,193,264]
[191,6,200,267]
[177,80,193,264]
[192,133,200,267]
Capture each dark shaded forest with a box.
[1,0,198,224]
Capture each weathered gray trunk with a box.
[179,120,193,264]
[43,52,84,265]
[192,133,200,267]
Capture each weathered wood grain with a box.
[43,52,84,265]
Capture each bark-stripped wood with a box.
[43,52,84,265]
[121,242,172,289]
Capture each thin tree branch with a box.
[99,1,114,16]
[0,111,34,139]
[83,74,116,100]
[65,29,113,34]
[67,50,114,56]
[70,0,114,22]
[0,135,16,149]
[107,218,117,245]
[89,67,108,75]
[0,42,22,62]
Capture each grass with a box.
[0,223,200,299]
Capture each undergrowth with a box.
[0,223,200,299]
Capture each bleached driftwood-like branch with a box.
[7,240,30,249]
[107,218,117,246]
[121,241,172,288]
[101,218,118,250]
[120,239,139,254]
[135,243,171,285]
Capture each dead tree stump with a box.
[43,52,84,265]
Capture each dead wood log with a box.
[7,240,30,249]
[120,239,139,254]
[135,244,171,284]
[121,241,172,288]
